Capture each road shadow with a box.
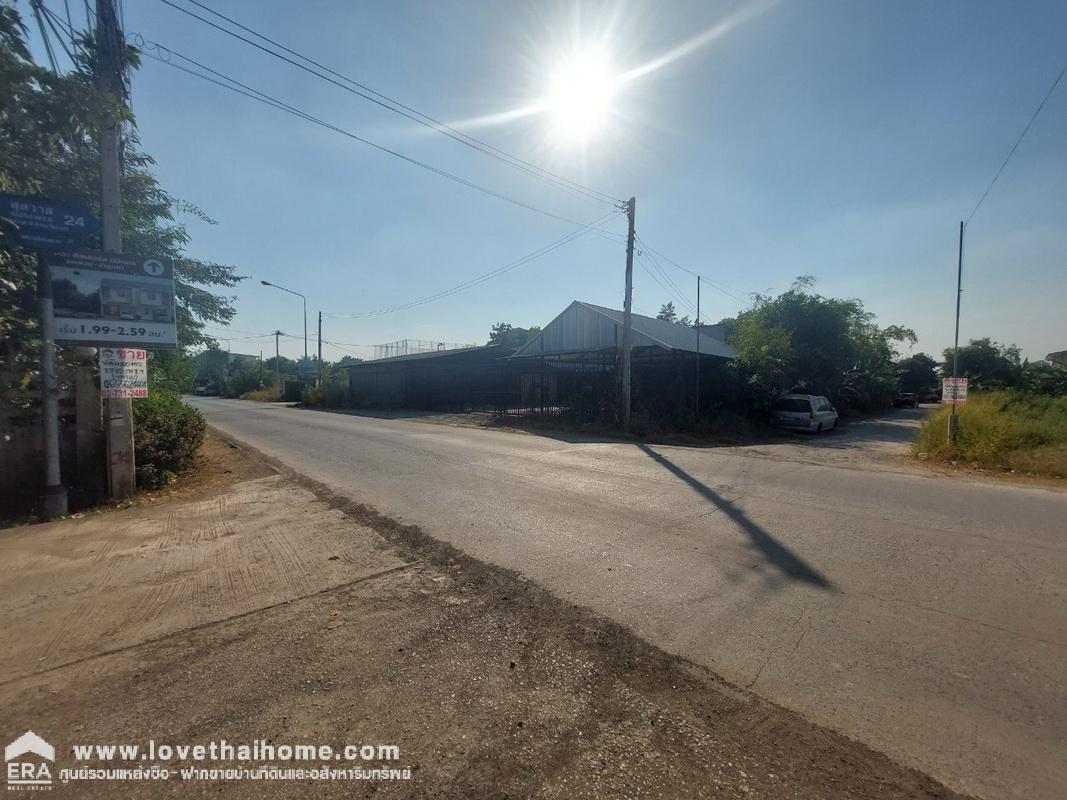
[636,444,834,590]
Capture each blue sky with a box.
[30,1,1067,361]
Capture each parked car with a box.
[893,392,919,408]
[919,390,941,404]
[770,394,839,433]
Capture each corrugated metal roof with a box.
[512,301,737,359]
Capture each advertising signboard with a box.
[0,192,100,250]
[46,250,177,349]
[942,377,968,405]
[99,348,149,399]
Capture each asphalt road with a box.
[187,398,1067,800]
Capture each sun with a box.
[544,51,619,144]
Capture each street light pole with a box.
[261,280,307,359]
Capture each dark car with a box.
[893,392,919,408]
[919,390,941,404]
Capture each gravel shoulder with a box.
[0,433,964,799]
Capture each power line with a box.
[634,234,749,304]
[635,254,698,318]
[326,209,622,318]
[139,42,629,236]
[966,60,1067,225]
[156,0,620,206]
[638,247,698,316]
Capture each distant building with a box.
[344,345,515,409]
[340,301,739,418]
[1046,351,1067,367]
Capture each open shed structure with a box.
[510,301,738,419]
[345,344,515,410]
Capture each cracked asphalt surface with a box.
[188,397,1067,800]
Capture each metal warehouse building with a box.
[343,301,739,419]
[345,344,516,410]
[509,301,738,419]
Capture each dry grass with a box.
[914,392,1067,477]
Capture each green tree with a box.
[896,352,939,394]
[942,338,1021,391]
[656,302,678,323]
[731,277,915,409]
[488,322,541,349]
[0,5,242,403]
[1020,360,1067,396]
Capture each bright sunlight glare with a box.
[544,51,619,144]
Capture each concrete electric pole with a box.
[38,254,67,518]
[97,0,136,499]
[619,197,636,426]
[317,311,323,385]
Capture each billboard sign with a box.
[0,192,100,249]
[942,377,968,405]
[46,250,177,349]
[99,347,149,399]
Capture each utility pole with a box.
[948,220,964,444]
[273,330,283,386]
[97,0,135,499]
[38,253,67,518]
[619,197,636,426]
[317,310,323,385]
[695,275,701,418]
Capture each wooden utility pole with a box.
[97,0,135,499]
[317,311,323,385]
[620,197,636,426]
[948,220,964,444]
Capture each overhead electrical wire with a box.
[635,234,749,304]
[965,59,1067,225]
[638,247,699,316]
[326,208,622,318]
[156,0,621,207]
[39,4,624,237]
[136,41,629,238]
[635,254,698,318]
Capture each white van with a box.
[771,394,839,433]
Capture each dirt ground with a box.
[0,434,966,798]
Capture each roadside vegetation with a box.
[914,339,1067,477]
[915,392,1067,477]
[0,7,241,498]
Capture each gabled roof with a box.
[511,301,736,359]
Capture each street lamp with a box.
[261,280,307,359]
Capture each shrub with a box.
[133,392,206,488]
[301,379,349,407]
[913,391,1067,477]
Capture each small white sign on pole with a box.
[942,376,968,405]
[99,347,149,399]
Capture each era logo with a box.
[5,731,54,790]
